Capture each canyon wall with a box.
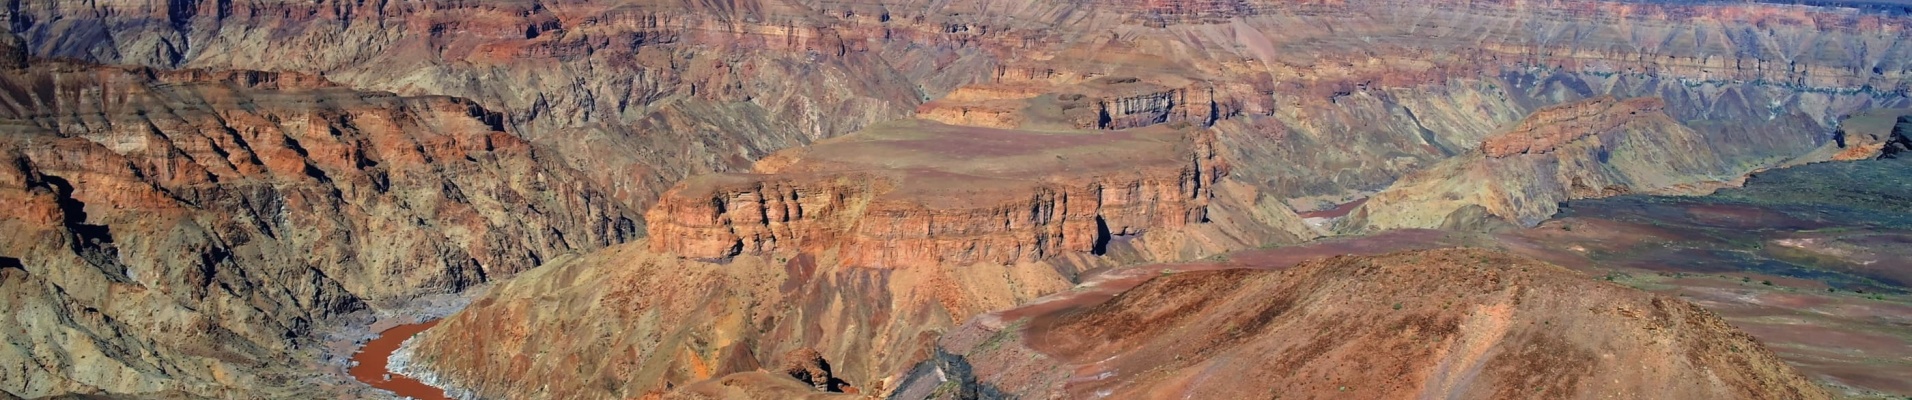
[642,120,1314,268]
[645,155,1221,267]
[10,0,1908,215]
[1348,95,1808,230]
[406,119,1319,398]
[6,0,998,223]
[0,60,635,398]
[3,0,1911,398]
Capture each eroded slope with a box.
[0,60,635,397]
[904,249,1828,399]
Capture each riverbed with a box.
[350,321,450,400]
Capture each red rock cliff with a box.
[646,122,1225,267]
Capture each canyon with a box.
[0,0,1908,398]
[402,116,1316,398]
[0,56,635,397]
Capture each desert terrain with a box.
[0,0,1908,398]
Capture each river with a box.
[349,320,450,400]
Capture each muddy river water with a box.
[349,320,450,400]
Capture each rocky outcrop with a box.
[648,170,1217,267]
[406,118,1317,399]
[1481,97,1666,158]
[900,249,1830,399]
[1347,95,1812,230]
[5,0,1911,397]
[777,348,841,392]
[0,61,635,398]
[17,0,1904,211]
[1883,116,1912,159]
[645,120,1293,268]
[917,77,1224,131]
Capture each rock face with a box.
[901,249,1829,399]
[404,118,1317,398]
[1881,116,1912,159]
[4,0,1911,398]
[10,0,1908,213]
[916,76,1223,131]
[8,0,969,223]
[1480,97,1668,158]
[1348,95,1807,230]
[777,348,840,392]
[645,120,1312,268]
[0,60,635,397]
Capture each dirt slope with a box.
[904,248,1828,399]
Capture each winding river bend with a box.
[350,321,450,400]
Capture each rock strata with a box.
[1349,95,1813,229]
[646,120,1305,268]
[14,0,1907,207]
[0,60,634,398]
[406,119,1317,399]
[1481,97,1667,157]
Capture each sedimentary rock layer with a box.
[11,0,1908,211]
[406,119,1318,398]
[645,120,1308,268]
[0,60,634,398]
[4,0,1911,397]
[1481,96,1668,157]
[1349,95,1813,230]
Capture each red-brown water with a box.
[350,320,450,400]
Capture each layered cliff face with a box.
[6,0,988,222]
[5,0,1911,398]
[899,249,1829,399]
[1347,95,1824,230]
[646,120,1312,268]
[916,76,1222,131]
[0,60,635,397]
[11,0,1908,214]
[403,119,1317,398]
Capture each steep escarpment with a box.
[647,120,1312,268]
[916,76,1223,131]
[0,61,635,398]
[11,0,1909,214]
[900,249,1829,399]
[404,120,1316,399]
[7,0,993,221]
[1348,95,1812,230]
[4,0,1911,397]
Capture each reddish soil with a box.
[939,249,1830,399]
[350,321,449,400]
